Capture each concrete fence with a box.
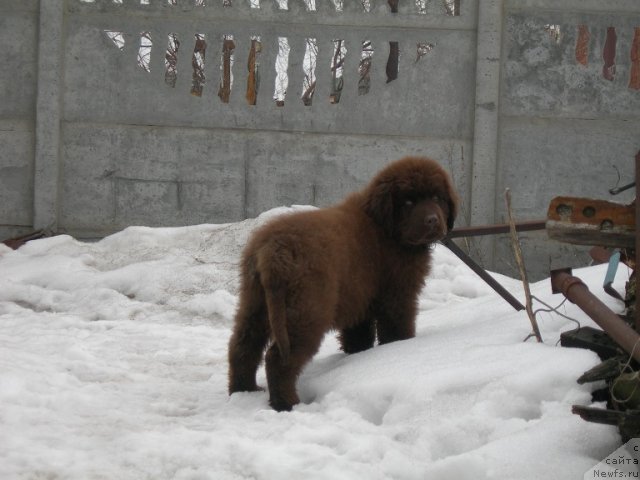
[2,0,640,280]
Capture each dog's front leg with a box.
[374,294,417,345]
[338,318,375,353]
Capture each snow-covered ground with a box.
[0,206,625,479]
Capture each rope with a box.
[610,338,640,405]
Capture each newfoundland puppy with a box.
[228,156,459,411]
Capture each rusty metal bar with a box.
[2,229,48,250]
[609,181,636,195]
[448,220,546,239]
[551,269,640,364]
[442,237,525,311]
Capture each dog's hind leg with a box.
[264,284,330,411]
[228,272,270,394]
[265,332,324,412]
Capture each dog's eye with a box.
[432,195,440,202]
[404,199,414,207]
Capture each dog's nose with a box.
[425,214,439,230]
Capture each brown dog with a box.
[228,156,458,411]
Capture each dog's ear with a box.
[444,178,459,232]
[447,199,457,232]
[363,178,395,235]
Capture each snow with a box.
[0,206,626,479]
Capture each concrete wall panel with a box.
[0,2,38,240]
[62,17,476,138]
[0,121,34,226]
[494,117,639,275]
[60,124,247,235]
[0,9,38,118]
[497,4,640,278]
[503,11,640,118]
[244,132,471,219]
[498,118,638,218]
[60,122,469,236]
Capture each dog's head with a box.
[363,157,459,246]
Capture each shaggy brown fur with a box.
[228,156,459,411]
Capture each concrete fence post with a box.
[33,0,64,231]
[470,0,504,269]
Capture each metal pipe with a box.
[609,181,636,195]
[551,269,640,364]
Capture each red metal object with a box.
[448,220,546,239]
[546,196,635,249]
[2,230,49,250]
[551,269,640,363]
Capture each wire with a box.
[610,338,640,404]
[531,295,581,330]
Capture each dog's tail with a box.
[264,288,290,365]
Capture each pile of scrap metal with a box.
[548,152,640,442]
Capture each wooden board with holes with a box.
[546,196,635,248]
